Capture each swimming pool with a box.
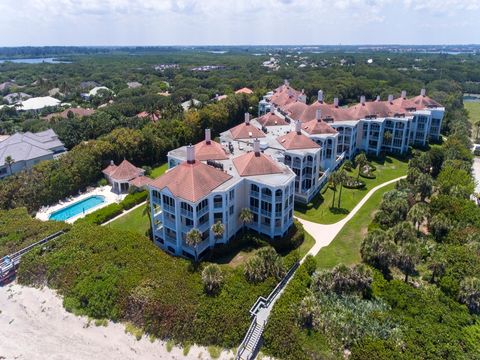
[49,195,106,221]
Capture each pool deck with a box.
[36,186,126,224]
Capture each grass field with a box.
[315,182,396,269]
[149,163,168,178]
[465,102,480,125]
[295,156,408,225]
[107,203,150,236]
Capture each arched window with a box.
[262,188,272,196]
[284,155,291,163]
[307,155,313,162]
[251,184,259,192]
[275,189,282,198]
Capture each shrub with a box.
[97,178,108,187]
[121,191,147,210]
[303,255,317,276]
[202,264,224,295]
[76,203,123,225]
[343,176,366,189]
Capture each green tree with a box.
[361,229,396,276]
[244,255,266,283]
[355,152,368,180]
[414,173,433,201]
[429,213,452,242]
[4,155,14,175]
[407,203,430,232]
[298,293,318,329]
[328,171,340,208]
[458,277,480,314]
[185,228,203,261]
[210,221,225,245]
[396,242,421,283]
[428,249,446,283]
[239,208,253,233]
[337,169,347,208]
[201,263,224,295]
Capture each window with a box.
[229,189,235,201]
[250,197,259,209]
[199,213,209,225]
[275,189,282,198]
[196,198,208,212]
[229,205,234,216]
[261,201,272,213]
[213,195,223,208]
[214,212,223,222]
[251,184,259,192]
[262,188,272,197]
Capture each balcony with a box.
[198,220,210,232]
[261,193,272,202]
[250,205,259,213]
[165,233,177,245]
[260,208,271,216]
[180,208,193,218]
[275,211,283,218]
[197,206,209,217]
[163,204,175,214]
[164,218,176,229]
[213,202,223,209]
[250,190,259,198]
[182,238,210,255]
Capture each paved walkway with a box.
[297,175,406,258]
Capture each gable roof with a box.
[194,140,229,161]
[256,112,288,127]
[233,151,283,177]
[103,159,144,181]
[44,107,95,120]
[277,131,321,150]
[149,161,232,202]
[229,122,266,140]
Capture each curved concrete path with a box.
[297,176,406,259]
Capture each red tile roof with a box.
[235,87,253,95]
[194,140,229,161]
[233,151,283,177]
[277,131,321,150]
[298,101,338,123]
[149,161,232,202]
[137,111,160,122]
[256,112,288,127]
[409,95,442,109]
[270,85,303,107]
[302,119,338,135]
[282,101,309,120]
[129,176,153,188]
[229,122,266,140]
[103,159,144,181]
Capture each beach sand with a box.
[0,283,235,360]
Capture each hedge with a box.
[359,172,376,179]
[76,203,124,225]
[121,191,147,210]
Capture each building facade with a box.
[148,83,445,258]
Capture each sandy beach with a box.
[0,283,234,360]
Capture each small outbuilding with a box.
[102,159,147,193]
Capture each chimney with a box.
[376,95,381,102]
[284,79,289,86]
[270,105,275,114]
[205,129,211,144]
[420,88,426,96]
[253,138,261,155]
[318,90,324,103]
[388,94,394,103]
[360,95,366,105]
[401,90,407,99]
[333,97,339,107]
[244,112,250,125]
[295,120,302,134]
[110,160,114,166]
[186,144,195,164]
[316,109,322,121]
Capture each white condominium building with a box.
[148,82,445,258]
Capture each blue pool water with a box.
[49,195,105,221]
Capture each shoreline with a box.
[0,282,234,360]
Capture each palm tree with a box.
[336,169,347,208]
[186,228,203,261]
[428,250,446,283]
[299,293,318,329]
[458,277,480,314]
[239,208,253,234]
[360,229,396,276]
[383,130,393,146]
[355,152,368,180]
[244,255,266,283]
[201,264,224,295]
[396,242,421,283]
[328,172,339,209]
[407,203,429,232]
[4,155,14,175]
[211,221,225,245]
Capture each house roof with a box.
[277,131,321,150]
[270,85,303,107]
[0,129,64,167]
[282,101,309,120]
[233,151,283,176]
[194,140,229,161]
[17,96,60,111]
[149,161,232,202]
[44,107,95,120]
[137,111,160,122]
[302,119,338,135]
[235,87,253,95]
[129,176,153,188]
[229,122,266,140]
[256,112,288,127]
[103,159,144,181]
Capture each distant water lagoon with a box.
[464,94,480,102]
[0,57,71,64]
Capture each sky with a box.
[1,0,480,46]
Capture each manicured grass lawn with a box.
[315,182,396,269]
[149,163,168,178]
[107,203,150,236]
[295,156,408,224]
[465,102,480,126]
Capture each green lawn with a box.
[149,163,168,178]
[315,182,396,269]
[107,203,150,236]
[466,102,480,139]
[295,156,408,224]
